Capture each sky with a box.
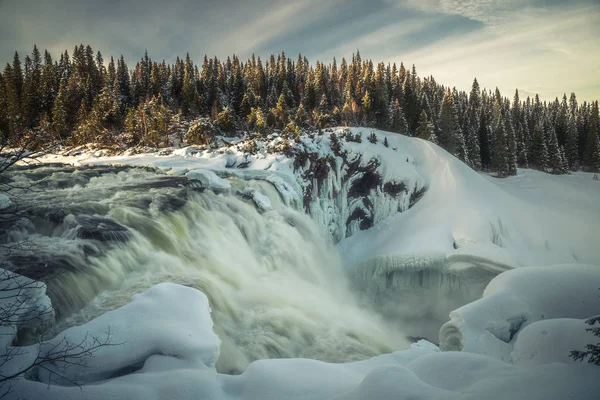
[0,0,599,102]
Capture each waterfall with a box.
[1,164,408,374]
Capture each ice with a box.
[0,193,11,210]
[0,269,54,349]
[186,168,231,191]
[240,187,272,210]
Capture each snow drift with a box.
[9,281,600,400]
[439,264,600,362]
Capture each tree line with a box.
[1,44,599,175]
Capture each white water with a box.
[5,166,408,374]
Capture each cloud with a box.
[1,0,598,101]
[396,3,600,101]
[390,0,535,25]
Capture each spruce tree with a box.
[531,119,549,171]
[565,116,579,170]
[503,100,517,175]
[416,110,436,142]
[51,79,70,137]
[438,89,467,161]
[546,124,565,174]
[388,98,408,135]
[583,101,600,172]
[465,79,482,169]
[491,101,509,176]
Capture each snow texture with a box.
[439,264,600,362]
[186,168,232,191]
[21,127,600,400]
[9,282,600,400]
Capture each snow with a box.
[186,168,232,191]
[33,283,220,385]
[41,128,599,272]
[0,269,54,349]
[17,127,600,399]
[241,187,272,210]
[9,282,600,400]
[512,318,597,367]
[439,264,600,361]
[339,133,600,270]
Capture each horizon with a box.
[1,0,599,103]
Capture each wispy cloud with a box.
[398,3,600,101]
[1,0,598,101]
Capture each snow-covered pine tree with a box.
[546,123,566,174]
[530,118,549,171]
[388,98,408,135]
[465,78,482,170]
[565,115,579,171]
[416,110,436,143]
[503,99,517,175]
[583,101,600,172]
[438,89,467,162]
[491,100,509,176]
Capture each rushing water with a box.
[0,164,408,374]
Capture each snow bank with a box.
[439,264,600,362]
[512,318,598,367]
[33,282,220,385]
[10,284,600,399]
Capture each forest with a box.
[1,44,599,176]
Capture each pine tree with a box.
[51,79,70,137]
[503,100,517,175]
[40,50,57,119]
[116,55,131,111]
[465,80,482,169]
[531,119,549,171]
[546,123,565,174]
[565,115,579,170]
[479,105,492,169]
[416,110,436,142]
[491,101,509,176]
[0,73,9,138]
[571,315,600,366]
[583,101,600,172]
[388,98,408,135]
[22,51,41,127]
[516,121,529,168]
[438,89,467,161]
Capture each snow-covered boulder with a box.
[0,269,54,349]
[186,168,231,191]
[511,317,598,367]
[34,283,220,385]
[240,187,272,210]
[439,264,600,362]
